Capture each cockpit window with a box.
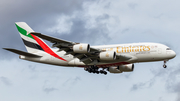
[166,48,171,50]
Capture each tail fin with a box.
[15,22,45,53]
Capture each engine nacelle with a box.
[108,64,134,73]
[118,64,134,72]
[99,51,116,61]
[108,67,122,73]
[73,44,90,53]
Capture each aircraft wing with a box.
[31,32,101,64]
[30,32,76,45]
[31,32,99,52]
[3,48,42,57]
[30,32,131,64]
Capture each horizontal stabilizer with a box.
[3,48,42,57]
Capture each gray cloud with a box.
[158,97,164,101]
[0,76,12,86]
[0,0,85,59]
[128,3,138,9]
[43,87,58,94]
[165,65,180,91]
[104,2,111,9]
[121,28,130,34]
[28,65,36,72]
[43,80,59,93]
[39,12,111,46]
[131,78,155,91]
[165,67,180,101]
[149,63,180,101]
[61,76,81,91]
[65,13,111,45]
[131,82,146,91]
[176,93,180,101]
[63,76,81,87]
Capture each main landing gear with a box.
[84,66,107,75]
[163,60,167,68]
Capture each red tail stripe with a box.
[31,34,67,61]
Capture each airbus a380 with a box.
[3,22,176,75]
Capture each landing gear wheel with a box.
[84,68,88,71]
[163,60,168,68]
[88,69,92,73]
[163,65,167,68]
[104,71,107,75]
[100,70,103,74]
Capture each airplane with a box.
[3,22,176,75]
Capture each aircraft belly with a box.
[50,57,68,65]
[136,53,166,62]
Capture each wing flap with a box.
[3,48,42,57]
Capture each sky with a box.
[0,0,180,101]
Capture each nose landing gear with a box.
[163,60,167,68]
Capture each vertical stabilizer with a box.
[15,22,45,53]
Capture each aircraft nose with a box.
[171,50,176,58]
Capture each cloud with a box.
[128,3,138,9]
[44,12,111,45]
[148,63,180,101]
[131,82,146,91]
[43,87,58,94]
[0,0,85,59]
[62,76,81,89]
[0,76,12,86]
[131,78,155,91]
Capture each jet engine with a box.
[73,44,90,53]
[99,51,116,61]
[108,64,134,73]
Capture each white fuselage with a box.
[19,42,176,68]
